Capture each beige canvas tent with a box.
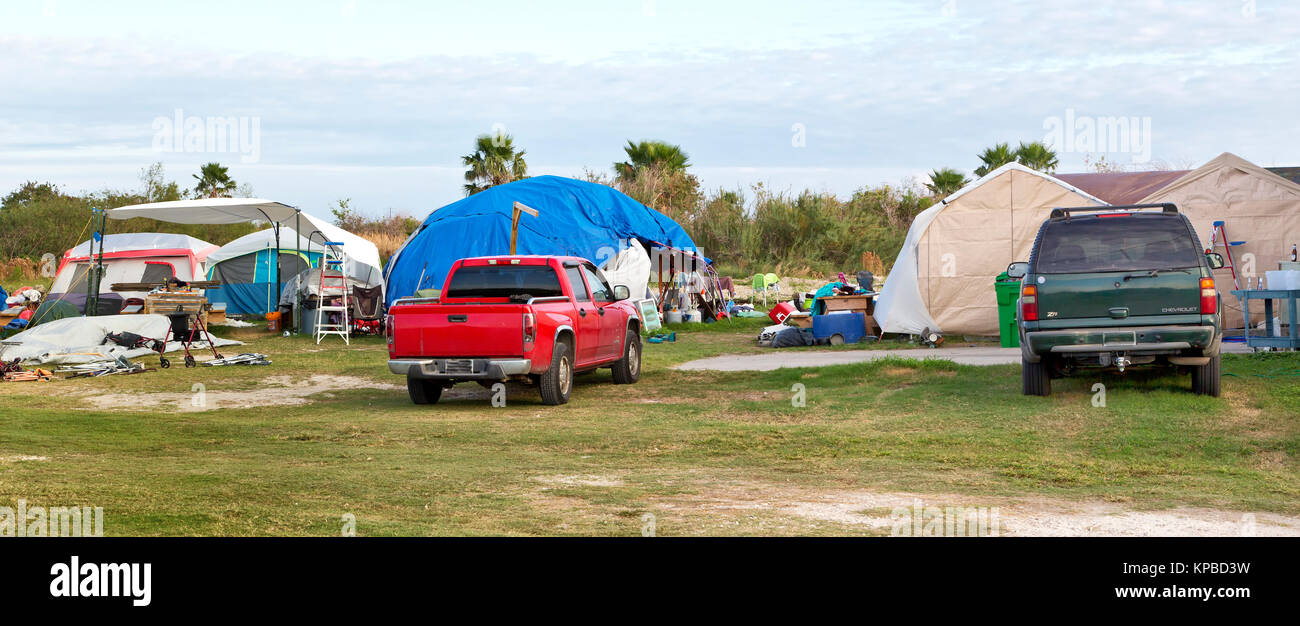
[1139,152,1300,330]
[874,163,1106,336]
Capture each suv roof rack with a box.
[1049,203,1178,221]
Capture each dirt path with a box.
[676,346,1023,370]
[653,483,1300,536]
[79,375,401,413]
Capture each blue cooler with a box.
[812,312,866,344]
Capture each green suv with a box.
[1013,204,1225,397]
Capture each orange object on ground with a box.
[266,311,282,332]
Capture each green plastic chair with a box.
[752,273,780,307]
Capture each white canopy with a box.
[108,198,300,224]
[106,198,383,291]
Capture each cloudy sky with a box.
[1,0,1297,217]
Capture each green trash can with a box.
[994,272,1021,348]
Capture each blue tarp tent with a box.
[384,176,699,307]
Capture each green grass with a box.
[1,323,1297,536]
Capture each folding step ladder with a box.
[315,242,351,345]
[1208,220,1247,290]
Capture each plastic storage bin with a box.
[812,312,866,344]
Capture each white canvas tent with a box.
[875,163,1106,336]
[1139,152,1300,329]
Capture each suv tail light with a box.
[1200,277,1217,314]
[385,314,394,346]
[522,312,537,349]
[1021,284,1038,321]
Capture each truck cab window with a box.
[565,267,591,302]
[581,265,613,302]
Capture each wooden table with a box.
[818,293,879,335]
[144,292,210,326]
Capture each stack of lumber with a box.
[143,292,210,325]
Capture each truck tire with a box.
[1192,354,1221,397]
[408,377,443,405]
[611,330,641,384]
[1022,357,1051,396]
[539,341,573,405]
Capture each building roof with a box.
[1053,170,1189,205]
[1266,167,1300,186]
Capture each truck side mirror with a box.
[1006,262,1028,279]
[613,285,630,301]
[1206,253,1225,270]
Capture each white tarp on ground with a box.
[600,242,653,301]
[0,315,242,365]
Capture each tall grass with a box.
[608,170,931,278]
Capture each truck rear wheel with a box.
[1022,357,1051,396]
[408,377,443,405]
[611,330,641,384]
[539,341,573,405]
[1192,354,1221,397]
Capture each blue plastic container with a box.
[812,312,866,344]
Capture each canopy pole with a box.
[295,210,301,334]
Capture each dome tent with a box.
[204,219,384,316]
[874,163,1106,337]
[47,233,218,314]
[384,176,698,307]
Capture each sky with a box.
[1,0,1298,218]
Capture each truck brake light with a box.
[522,312,537,348]
[1200,277,1217,314]
[1021,284,1038,322]
[385,314,394,346]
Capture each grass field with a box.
[1,316,1297,536]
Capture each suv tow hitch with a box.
[1114,355,1131,372]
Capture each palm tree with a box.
[614,140,690,182]
[1014,141,1059,173]
[192,162,237,198]
[461,133,528,195]
[973,143,1016,177]
[926,168,969,197]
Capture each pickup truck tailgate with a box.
[393,304,524,357]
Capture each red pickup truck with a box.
[386,255,643,405]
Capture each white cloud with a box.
[1,0,1297,214]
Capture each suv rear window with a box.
[443,266,564,299]
[1035,216,1202,273]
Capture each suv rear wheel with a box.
[1022,357,1051,396]
[1191,354,1221,397]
